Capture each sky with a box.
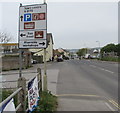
[0,0,118,49]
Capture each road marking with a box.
[89,65,114,74]
[104,70,114,74]
[89,65,97,68]
[98,67,114,74]
[55,94,100,97]
[109,100,120,109]
[105,102,115,111]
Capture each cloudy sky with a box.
[0,0,118,49]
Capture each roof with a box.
[47,33,54,45]
[0,43,18,46]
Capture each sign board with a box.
[28,76,39,112]
[19,4,47,48]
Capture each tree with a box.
[76,48,87,57]
[101,43,116,53]
[115,44,120,56]
[0,31,12,43]
[101,43,120,57]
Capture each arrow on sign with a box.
[20,34,26,37]
[20,16,23,21]
[39,42,45,46]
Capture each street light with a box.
[96,41,101,59]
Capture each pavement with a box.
[1,59,119,111]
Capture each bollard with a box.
[17,77,26,112]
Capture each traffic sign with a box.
[19,39,47,49]
[20,30,46,39]
[24,13,32,21]
[19,4,47,49]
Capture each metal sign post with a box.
[19,49,22,78]
[19,3,23,78]
[43,48,47,91]
[19,3,48,91]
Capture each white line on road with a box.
[89,65,97,68]
[105,102,115,111]
[104,69,114,74]
[89,65,114,74]
[98,67,114,74]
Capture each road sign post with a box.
[19,3,48,91]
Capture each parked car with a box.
[64,56,69,60]
[57,57,63,62]
[31,59,38,64]
[91,55,97,59]
[85,54,91,59]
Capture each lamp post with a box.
[44,0,46,4]
[96,41,101,59]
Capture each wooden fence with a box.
[0,68,42,112]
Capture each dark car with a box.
[64,56,69,60]
[57,57,63,62]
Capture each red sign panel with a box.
[32,13,45,20]
[24,22,35,29]
[35,31,44,38]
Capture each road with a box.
[46,59,118,111]
[1,59,119,111]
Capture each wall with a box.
[2,57,20,70]
[2,55,32,70]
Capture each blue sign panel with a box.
[24,13,32,21]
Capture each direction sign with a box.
[20,30,46,39]
[19,39,47,49]
[19,4,47,49]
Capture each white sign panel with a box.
[28,76,39,112]
[19,39,47,48]
[19,4,47,48]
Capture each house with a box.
[29,33,54,62]
[57,48,70,57]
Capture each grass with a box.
[33,91,58,113]
[0,89,18,105]
[4,55,19,57]
[2,65,33,71]
[101,57,120,62]
[1,89,58,112]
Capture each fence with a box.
[0,68,42,112]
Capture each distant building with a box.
[57,48,70,57]
[0,43,18,54]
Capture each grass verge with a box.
[101,57,120,62]
[33,91,58,112]
[1,89,58,112]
